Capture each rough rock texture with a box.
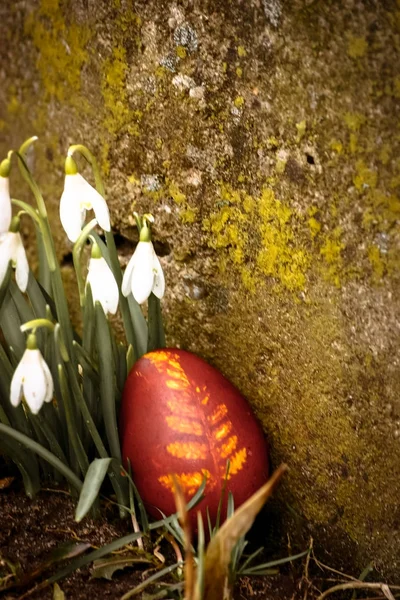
[1,0,399,579]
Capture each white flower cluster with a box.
[2,151,165,415]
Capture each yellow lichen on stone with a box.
[353,160,378,191]
[24,0,91,103]
[169,182,186,205]
[101,46,130,134]
[257,188,309,291]
[347,35,368,59]
[180,207,198,223]
[362,189,400,230]
[176,45,187,59]
[203,183,310,293]
[330,139,343,154]
[344,112,366,132]
[319,227,344,287]
[296,120,306,141]
[368,245,385,280]
[234,96,245,108]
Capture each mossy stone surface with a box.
[1,0,399,578]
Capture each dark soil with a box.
[1,474,391,600]
[0,478,299,600]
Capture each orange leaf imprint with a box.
[149,352,248,494]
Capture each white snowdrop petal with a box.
[151,254,165,299]
[129,242,156,304]
[122,253,136,297]
[131,262,155,304]
[87,257,119,315]
[39,356,54,404]
[14,234,29,293]
[10,360,25,408]
[10,349,54,414]
[76,174,111,231]
[60,176,84,242]
[0,177,12,234]
[89,192,111,233]
[22,351,49,414]
[0,234,12,287]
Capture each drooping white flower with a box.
[59,156,111,243]
[0,171,12,235]
[0,221,29,292]
[86,244,119,315]
[10,334,54,415]
[122,237,165,304]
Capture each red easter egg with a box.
[120,349,269,527]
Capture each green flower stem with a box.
[72,218,97,307]
[0,423,82,492]
[26,409,53,479]
[67,144,105,196]
[68,145,137,352]
[64,357,128,517]
[105,231,137,351]
[147,293,166,352]
[58,363,89,477]
[94,301,121,461]
[13,155,74,353]
[15,145,47,220]
[33,410,69,467]
[0,437,41,498]
[11,198,40,225]
[20,318,55,333]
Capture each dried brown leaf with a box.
[203,464,288,600]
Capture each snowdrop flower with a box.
[59,156,111,243]
[10,334,54,415]
[86,242,119,315]
[0,217,29,292]
[0,158,12,235]
[122,219,165,304]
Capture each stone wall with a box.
[1,0,399,578]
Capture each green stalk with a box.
[0,423,82,492]
[0,291,26,357]
[94,301,121,461]
[64,358,128,517]
[0,437,41,498]
[27,410,53,479]
[72,219,97,307]
[147,293,165,352]
[58,363,89,477]
[14,154,74,353]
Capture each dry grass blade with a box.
[317,582,400,600]
[172,475,195,600]
[203,463,288,600]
